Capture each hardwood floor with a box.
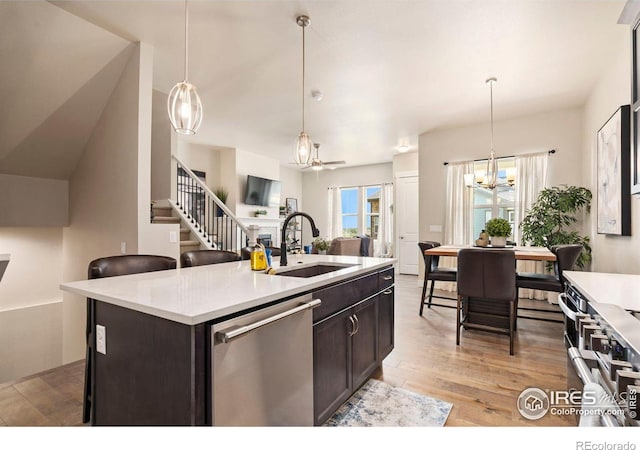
[0,274,573,426]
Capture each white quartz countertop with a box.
[60,254,396,325]
[564,271,640,312]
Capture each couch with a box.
[325,237,374,257]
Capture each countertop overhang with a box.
[564,271,640,312]
[60,255,396,325]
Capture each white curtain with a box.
[375,182,394,257]
[327,187,342,240]
[439,161,475,291]
[515,152,549,300]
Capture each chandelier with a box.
[464,78,515,189]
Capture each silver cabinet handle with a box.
[353,314,359,335]
[215,299,321,343]
[383,275,393,281]
[383,290,392,295]
[348,315,356,336]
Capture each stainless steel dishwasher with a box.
[211,294,320,426]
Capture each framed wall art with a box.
[597,104,631,236]
[285,197,298,215]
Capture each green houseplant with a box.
[519,185,592,268]
[313,237,330,254]
[485,217,512,247]
[213,187,228,216]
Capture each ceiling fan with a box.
[302,143,346,171]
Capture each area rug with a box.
[324,379,452,427]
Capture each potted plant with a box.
[213,187,228,216]
[520,185,592,268]
[485,218,512,247]
[313,237,330,255]
[255,209,267,217]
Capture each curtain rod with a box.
[442,149,556,166]
[327,182,393,190]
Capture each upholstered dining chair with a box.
[181,249,241,267]
[418,241,457,315]
[515,244,583,327]
[84,254,177,423]
[456,248,517,355]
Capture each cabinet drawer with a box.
[378,267,394,290]
[313,272,378,323]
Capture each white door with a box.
[396,176,419,275]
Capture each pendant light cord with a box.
[302,22,306,132]
[489,80,494,152]
[184,0,189,81]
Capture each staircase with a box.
[151,204,201,253]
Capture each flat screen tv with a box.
[244,175,281,207]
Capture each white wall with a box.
[234,149,280,219]
[0,174,68,226]
[419,108,584,244]
[301,163,393,245]
[0,227,64,382]
[151,89,172,201]
[176,142,223,192]
[279,165,303,211]
[393,151,419,176]
[62,43,144,365]
[583,31,635,273]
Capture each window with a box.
[471,157,515,239]
[340,185,382,239]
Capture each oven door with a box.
[559,293,579,347]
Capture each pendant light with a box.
[464,77,514,189]
[294,15,312,165]
[167,0,203,135]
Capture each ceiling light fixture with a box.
[167,0,202,135]
[294,15,312,165]
[397,145,409,153]
[464,78,514,189]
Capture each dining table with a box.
[423,245,556,262]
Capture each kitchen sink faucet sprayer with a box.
[280,212,320,266]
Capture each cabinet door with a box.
[378,287,394,361]
[351,296,378,390]
[313,308,353,426]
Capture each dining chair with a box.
[181,249,241,267]
[515,244,583,327]
[84,254,177,423]
[417,241,457,315]
[456,248,517,355]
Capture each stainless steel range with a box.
[559,284,640,426]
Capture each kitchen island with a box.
[61,254,395,426]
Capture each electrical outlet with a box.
[169,231,177,243]
[120,242,126,254]
[96,325,106,355]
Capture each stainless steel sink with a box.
[275,263,357,278]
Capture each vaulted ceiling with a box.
[0,0,628,179]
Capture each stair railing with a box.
[171,155,249,254]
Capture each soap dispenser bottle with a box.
[250,243,267,271]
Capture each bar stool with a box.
[418,241,457,315]
[181,249,241,267]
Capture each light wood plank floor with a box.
[0,274,573,426]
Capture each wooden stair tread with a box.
[180,240,200,246]
[152,217,180,223]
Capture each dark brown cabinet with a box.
[312,266,394,425]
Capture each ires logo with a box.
[517,387,633,420]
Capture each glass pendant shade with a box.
[167,81,203,135]
[295,131,312,165]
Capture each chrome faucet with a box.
[280,212,320,266]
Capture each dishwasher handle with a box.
[215,299,321,344]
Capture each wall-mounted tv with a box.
[244,175,281,207]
